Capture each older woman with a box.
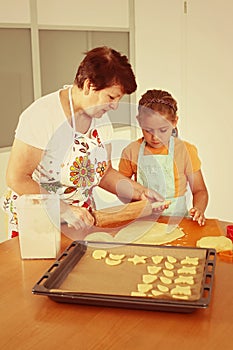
[3,46,165,238]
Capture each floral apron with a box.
[59,87,109,210]
[1,86,109,238]
[137,136,188,216]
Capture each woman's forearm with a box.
[99,166,145,202]
[6,139,44,196]
[6,174,42,196]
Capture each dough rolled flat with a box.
[196,236,233,252]
[85,221,185,245]
[85,232,115,242]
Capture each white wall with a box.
[134,0,233,221]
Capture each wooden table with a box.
[0,217,232,350]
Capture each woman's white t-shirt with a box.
[15,88,113,187]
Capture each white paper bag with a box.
[16,194,61,259]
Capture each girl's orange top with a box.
[119,137,201,197]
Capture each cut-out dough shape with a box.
[164,261,174,270]
[142,275,158,283]
[105,258,122,266]
[175,276,194,285]
[92,250,107,260]
[178,266,196,275]
[163,269,174,278]
[109,253,125,260]
[137,284,153,293]
[131,291,146,297]
[157,284,169,293]
[171,285,191,296]
[151,290,164,297]
[167,256,177,264]
[159,276,172,285]
[151,255,163,264]
[172,295,189,300]
[181,257,199,265]
[128,255,147,265]
[147,266,162,274]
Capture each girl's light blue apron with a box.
[137,136,188,217]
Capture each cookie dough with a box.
[92,250,107,260]
[109,253,125,260]
[181,257,199,265]
[151,255,164,264]
[171,285,191,296]
[164,261,174,270]
[105,257,122,266]
[175,276,194,285]
[196,236,233,252]
[163,269,174,278]
[117,221,185,245]
[85,221,185,245]
[159,276,172,285]
[147,266,162,274]
[137,284,153,293]
[142,275,158,283]
[128,255,147,265]
[178,266,197,275]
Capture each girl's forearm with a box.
[192,189,209,213]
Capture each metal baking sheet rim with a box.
[32,240,217,313]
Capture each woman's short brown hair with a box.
[74,46,137,94]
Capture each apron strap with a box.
[68,86,76,134]
[138,139,146,164]
[168,136,175,156]
[138,136,175,160]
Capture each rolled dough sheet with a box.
[116,221,185,245]
[196,236,233,252]
[85,221,185,245]
[84,231,115,242]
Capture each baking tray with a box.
[32,241,216,313]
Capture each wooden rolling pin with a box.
[92,200,171,227]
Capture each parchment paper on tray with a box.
[59,244,206,301]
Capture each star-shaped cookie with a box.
[128,255,147,265]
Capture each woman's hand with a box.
[189,207,206,226]
[60,201,94,230]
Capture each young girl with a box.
[119,89,208,226]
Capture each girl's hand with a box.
[140,188,168,213]
[189,207,206,226]
[141,188,164,202]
